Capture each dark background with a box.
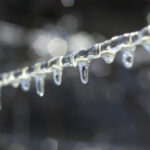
[0,0,150,150]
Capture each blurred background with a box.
[0,0,150,149]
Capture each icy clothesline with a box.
[0,25,150,107]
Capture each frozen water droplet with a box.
[11,81,20,88]
[122,51,134,69]
[101,53,115,64]
[21,79,30,91]
[35,75,45,97]
[143,43,150,52]
[78,62,89,84]
[0,86,2,110]
[53,69,62,86]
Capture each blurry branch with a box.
[0,25,150,91]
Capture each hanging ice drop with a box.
[35,75,45,97]
[53,69,62,86]
[101,52,115,64]
[78,62,89,84]
[11,81,20,88]
[122,50,134,69]
[21,79,30,91]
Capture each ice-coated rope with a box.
[0,25,150,109]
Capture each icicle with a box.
[101,52,115,64]
[35,75,45,97]
[0,86,2,110]
[11,81,20,88]
[21,78,30,92]
[78,62,89,84]
[122,50,134,69]
[53,69,62,86]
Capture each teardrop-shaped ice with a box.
[122,50,134,69]
[35,75,45,97]
[21,79,30,91]
[53,69,62,86]
[101,53,115,64]
[78,62,89,84]
[11,81,20,88]
[143,43,150,52]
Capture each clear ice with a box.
[53,69,62,86]
[122,50,134,69]
[21,79,30,91]
[78,62,89,84]
[35,75,45,97]
[11,81,20,88]
[101,52,115,64]
[0,25,150,105]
